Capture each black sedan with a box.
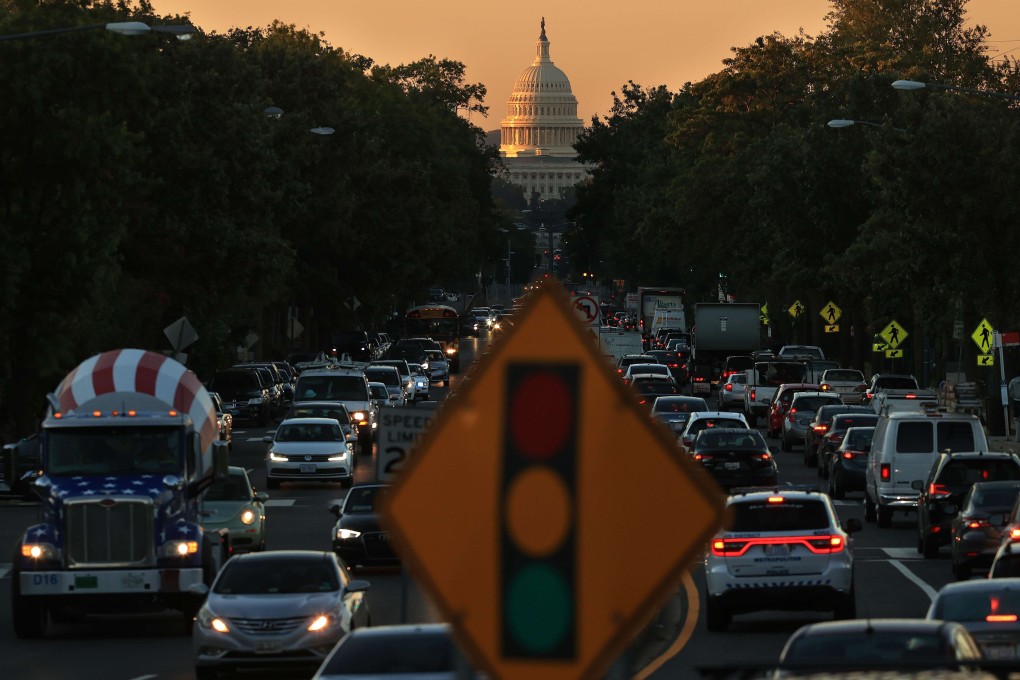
[330,484,399,571]
[949,480,1020,580]
[689,428,777,491]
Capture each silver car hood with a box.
[209,591,341,618]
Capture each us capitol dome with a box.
[499,18,589,201]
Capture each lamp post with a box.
[498,228,514,305]
[892,79,1020,102]
[0,21,197,42]
[827,119,907,133]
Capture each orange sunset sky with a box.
[151,1,1020,125]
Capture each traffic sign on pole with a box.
[971,318,994,354]
[879,320,908,349]
[570,294,599,326]
[382,280,724,680]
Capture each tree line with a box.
[0,0,511,436]
[567,0,1020,381]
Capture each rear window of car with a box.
[757,363,808,386]
[688,418,746,436]
[785,631,945,664]
[834,415,878,430]
[972,485,1020,508]
[725,357,754,371]
[791,396,841,413]
[876,377,919,390]
[938,422,977,452]
[933,589,1020,622]
[843,428,874,450]
[696,431,766,449]
[296,375,368,401]
[729,500,829,532]
[210,371,259,390]
[365,368,399,386]
[321,631,462,674]
[939,460,1020,485]
[825,370,864,382]
[992,554,1020,578]
[653,398,707,413]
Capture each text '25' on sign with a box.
[382,280,724,680]
[376,404,437,482]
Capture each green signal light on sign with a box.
[504,563,573,654]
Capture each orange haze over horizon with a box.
[151,1,1020,127]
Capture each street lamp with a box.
[827,119,907,133]
[498,228,514,304]
[0,21,197,42]
[892,79,1020,102]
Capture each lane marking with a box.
[882,547,921,560]
[0,563,11,579]
[888,559,937,602]
[246,437,266,442]
[264,499,296,507]
[128,676,158,680]
[633,571,699,680]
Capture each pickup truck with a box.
[863,373,920,407]
[872,389,939,415]
[743,360,810,426]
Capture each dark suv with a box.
[330,331,380,362]
[208,368,271,425]
[916,451,1020,559]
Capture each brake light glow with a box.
[881,464,891,481]
[842,451,854,459]
[760,453,773,461]
[694,377,706,383]
[966,519,990,529]
[904,393,916,399]
[1011,528,1020,541]
[750,389,756,400]
[768,496,784,504]
[813,425,828,432]
[987,615,1018,623]
[820,384,831,391]
[725,384,733,392]
[92,410,102,417]
[929,483,951,498]
[710,534,846,556]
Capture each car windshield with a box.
[286,406,351,425]
[729,500,829,531]
[213,557,339,594]
[343,486,384,514]
[785,631,945,665]
[48,426,182,476]
[321,631,464,674]
[933,589,1020,622]
[425,350,444,361]
[296,375,368,401]
[276,423,343,442]
[370,385,388,399]
[204,475,251,501]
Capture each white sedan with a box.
[264,418,355,489]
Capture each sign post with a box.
[382,280,724,680]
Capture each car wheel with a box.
[833,585,856,620]
[705,597,730,632]
[864,494,876,523]
[922,533,940,559]
[11,552,49,639]
[877,505,893,528]
[830,470,845,500]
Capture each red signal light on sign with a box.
[502,363,578,660]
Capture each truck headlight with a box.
[160,540,199,557]
[21,542,60,561]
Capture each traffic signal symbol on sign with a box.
[502,364,578,659]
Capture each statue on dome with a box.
[540,17,546,39]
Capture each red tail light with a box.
[842,451,854,459]
[711,535,844,557]
[760,452,773,461]
[1010,528,1020,541]
[694,377,706,383]
[725,384,733,392]
[749,389,756,400]
[905,393,916,399]
[880,463,891,481]
[964,517,990,529]
[929,483,951,498]
[987,614,1019,623]
[813,424,829,432]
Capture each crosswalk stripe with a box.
[264,499,296,507]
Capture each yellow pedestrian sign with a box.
[872,342,887,353]
[788,300,805,319]
[885,349,904,358]
[879,320,908,349]
[760,304,769,326]
[825,325,840,334]
[820,301,842,325]
[978,354,995,366]
[971,319,994,354]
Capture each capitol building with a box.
[499,19,589,201]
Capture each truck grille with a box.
[64,497,155,568]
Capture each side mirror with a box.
[262,436,273,444]
[328,502,342,518]
[911,480,924,491]
[346,579,371,593]
[844,518,863,534]
[187,582,210,597]
[255,492,269,503]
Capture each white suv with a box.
[678,411,749,454]
[704,487,860,631]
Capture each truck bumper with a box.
[19,567,204,595]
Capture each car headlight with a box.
[268,451,287,462]
[198,608,230,633]
[20,542,60,561]
[160,540,199,558]
[308,613,337,632]
[353,411,366,422]
[240,508,256,525]
[337,528,362,540]
[421,361,429,370]
[446,347,456,355]
[327,451,348,461]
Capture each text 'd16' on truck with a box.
[11,349,229,638]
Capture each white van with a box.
[864,411,988,527]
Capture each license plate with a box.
[724,462,741,470]
[765,544,790,557]
[254,640,282,654]
[984,644,1016,660]
[300,464,315,473]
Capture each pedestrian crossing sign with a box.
[788,300,805,319]
[978,354,995,366]
[880,320,907,349]
[820,301,842,325]
[971,319,994,354]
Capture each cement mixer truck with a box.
[11,349,229,638]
